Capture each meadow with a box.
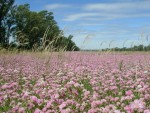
[0,52,150,113]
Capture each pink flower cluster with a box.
[0,52,150,112]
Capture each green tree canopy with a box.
[0,2,79,51]
[0,0,15,47]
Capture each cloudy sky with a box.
[15,0,150,49]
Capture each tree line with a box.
[102,44,150,51]
[0,0,80,51]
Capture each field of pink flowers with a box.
[0,52,150,113]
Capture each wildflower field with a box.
[0,52,150,113]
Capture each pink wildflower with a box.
[126,90,133,96]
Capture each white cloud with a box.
[60,1,150,49]
[63,13,99,21]
[78,23,105,26]
[64,12,150,22]
[63,1,150,22]
[84,1,150,12]
[85,1,150,19]
[45,4,70,10]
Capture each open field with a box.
[0,52,150,113]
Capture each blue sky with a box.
[15,0,150,49]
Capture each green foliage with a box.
[0,97,12,112]
[0,2,80,51]
[0,0,15,47]
[81,79,93,93]
[102,44,150,51]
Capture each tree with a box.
[13,5,61,50]
[0,0,15,47]
[57,35,80,51]
[0,3,80,51]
